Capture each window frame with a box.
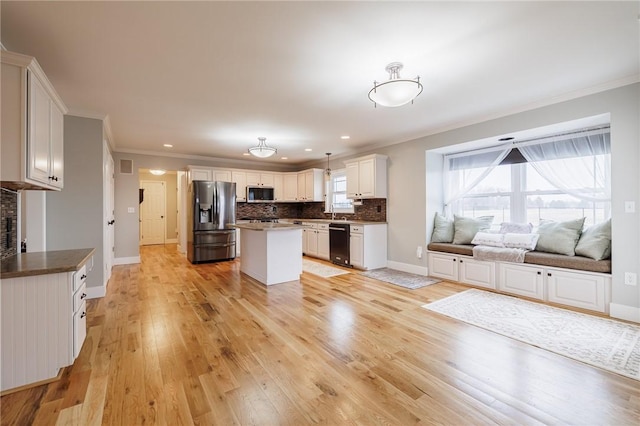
[325,169,354,214]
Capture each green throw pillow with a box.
[431,213,454,243]
[575,219,611,260]
[452,215,494,245]
[535,218,585,256]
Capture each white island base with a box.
[236,224,303,285]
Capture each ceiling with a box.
[1,1,638,166]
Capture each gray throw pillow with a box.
[535,217,585,256]
[452,215,494,245]
[431,213,454,243]
[575,219,611,260]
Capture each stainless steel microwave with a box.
[246,186,275,203]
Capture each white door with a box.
[103,143,115,284]
[140,181,166,245]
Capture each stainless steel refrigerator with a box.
[187,181,237,263]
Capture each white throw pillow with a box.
[503,233,539,250]
[471,232,505,247]
[499,222,533,234]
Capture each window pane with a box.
[467,164,511,194]
[525,164,556,191]
[458,195,511,224]
[526,194,607,226]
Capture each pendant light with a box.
[325,152,332,182]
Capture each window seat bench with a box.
[427,243,612,314]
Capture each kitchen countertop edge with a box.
[1,248,96,279]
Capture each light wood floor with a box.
[2,245,639,425]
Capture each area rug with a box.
[423,289,640,380]
[360,268,441,289]
[302,259,351,278]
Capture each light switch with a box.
[624,201,635,213]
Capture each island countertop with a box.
[233,223,305,231]
[1,248,96,279]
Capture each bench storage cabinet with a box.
[427,249,611,314]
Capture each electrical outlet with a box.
[128,207,135,213]
[624,201,636,213]
[624,272,637,286]
[416,246,423,259]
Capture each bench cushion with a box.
[427,243,611,274]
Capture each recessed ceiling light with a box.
[305,148,312,152]
[163,144,173,148]
[242,152,251,156]
[281,157,288,160]
[340,135,350,140]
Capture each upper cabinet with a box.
[297,169,324,202]
[344,154,388,199]
[1,51,68,191]
[246,172,274,187]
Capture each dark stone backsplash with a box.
[1,190,18,260]
[236,198,386,222]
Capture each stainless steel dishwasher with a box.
[329,223,351,267]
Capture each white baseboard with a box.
[165,238,177,244]
[86,284,106,299]
[386,260,428,276]
[610,303,640,323]
[114,256,140,265]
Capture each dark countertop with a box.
[1,248,96,279]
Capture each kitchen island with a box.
[234,223,304,285]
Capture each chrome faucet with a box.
[330,204,336,220]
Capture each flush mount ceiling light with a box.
[368,62,423,107]
[248,137,277,158]
[149,169,166,176]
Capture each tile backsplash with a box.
[236,199,386,222]
[1,190,18,260]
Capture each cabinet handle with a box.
[537,271,541,275]
[547,273,552,277]
[80,312,86,319]
[81,274,87,280]
[459,259,463,263]
[81,293,87,299]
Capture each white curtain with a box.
[518,130,611,202]
[443,146,511,215]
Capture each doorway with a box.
[140,180,166,245]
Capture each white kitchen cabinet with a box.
[349,224,387,270]
[428,252,496,290]
[246,172,274,187]
[297,169,324,202]
[1,254,92,393]
[282,173,299,201]
[213,169,232,182]
[189,167,212,182]
[316,223,330,260]
[546,268,609,313]
[302,223,317,256]
[427,252,460,281]
[344,154,387,199]
[232,171,247,201]
[1,50,67,191]
[273,173,284,201]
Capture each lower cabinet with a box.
[1,262,90,393]
[303,223,330,261]
[350,224,387,270]
[427,251,611,313]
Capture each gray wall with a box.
[113,83,640,312]
[47,116,104,289]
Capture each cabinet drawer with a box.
[73,301,87,359]
[73,283,88,312]
[317,223,329,231]
[350,225,363,234]
[73,265,87,292]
